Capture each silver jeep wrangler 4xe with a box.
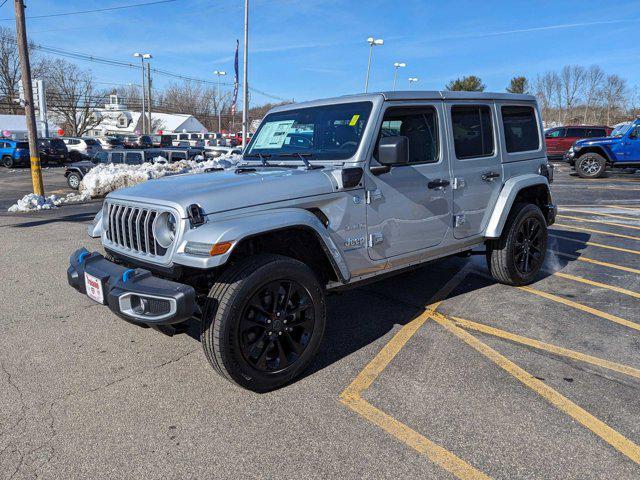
[68,91,556,392]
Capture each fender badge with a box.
[352,195,361,205]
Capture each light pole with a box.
[408,77,419,88]
[213,70,227,133]
[392,62,406,91]
[133,52,152,134]
[364,36,383,93]
[241,0,249,149]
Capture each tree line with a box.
[447,66,636,127]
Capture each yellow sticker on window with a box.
[349,114,360,126]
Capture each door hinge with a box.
[454,214,466,228]
[366,189,383,204]
[368,232,384,247]
[452,177,466,190]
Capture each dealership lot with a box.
[0,165,639,479]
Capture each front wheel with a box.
[575,153,606,178]
[2,156,14,168]
[66,172,81,189]
[201,254,326,392]
[486,203,548,286]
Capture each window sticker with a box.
[349,114,360,126]
[252,120,296,149]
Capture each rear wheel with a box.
[576,153,606,178]
[66,172,81,189]
[2,156,14,168]
[486,203,548,286]
[201,254,326,392]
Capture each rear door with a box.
[446,102,502,239]
[365,102,452,260]
[565,127,587,151]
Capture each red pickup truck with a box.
[545,125,611,158]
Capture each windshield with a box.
[245,101,372,160]
[611,123,633,137]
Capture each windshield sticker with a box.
[349,114,360,126]
[251,120,296,149]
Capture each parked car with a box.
[0,139,30,168]
[61,137,102,161]
[564,119,640,178]
[146,147,204,163]
[203,146,242,159]
[69,91,556,392]
[37,138,68,164]
[64,149,161,189]
[96,137,124,150]
[544,125,611,158]
[149,134,173,147]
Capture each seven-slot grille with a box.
[104,202,167,256]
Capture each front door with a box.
[366,103,452,261]
[545,128,565,155]
[446,103,503,239]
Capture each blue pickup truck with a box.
[564,120,640,178]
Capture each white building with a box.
[85,95,207,137]
[0,114,60,140]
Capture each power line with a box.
[0,1,8,9]
[0,0,177,21]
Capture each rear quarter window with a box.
[501,106,540,153]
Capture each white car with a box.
[61,137,102,161]
[95,137,124,150]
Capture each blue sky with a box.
[2,0,639,105]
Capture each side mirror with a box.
[378,136,409,165]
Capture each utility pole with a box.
[14,0,44,196]
[146,62,152,134]
[241,0,249,149]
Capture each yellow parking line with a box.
[558,215,640,231]
[431,312,640,465]
[553,223,640,241]
[340,267,490,479]
[549,233,640,255]
[551,250,640,275]
[583,186,640,191]
[550,271,640,300]
[518,285,640,332]
[606,205,640,212]
[560,209,639,221]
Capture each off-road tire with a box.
[2,155,14,168]
[66,172,81,189]
[201,254,326,392]
[575,153,606,178]
[486,203,548,286]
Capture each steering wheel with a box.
[339,141,357,149]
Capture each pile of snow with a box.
[7,154,241,212]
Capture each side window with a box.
[586,128,606,137]
[566,128,586,138]
[546,128,565,138]
[501,106,540,153]
[95,152,109,163]
[111,152,124,164]
[0,142,6,148]
[172,152,186,161]
[451,105,494,159]
[125,152,142,165]
[377,107,439,164]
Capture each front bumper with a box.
[563,150,576,165]
[67,248,196,325]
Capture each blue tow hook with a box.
[122,269,136,283]
[78,251,90,263]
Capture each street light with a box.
[408,77,419,88]
[133,52,152,134]
[364,36,384,93]
[213,70,227,133]
[392,62,406,91]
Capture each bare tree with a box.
[560,65,586,123]
[582,65,605,124]
[601,74,627,126]
[535,72,561,125]
[45,59,106,136]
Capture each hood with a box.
[107,166,337,217]
[575,136,615,147]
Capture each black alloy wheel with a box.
[514,216,545,275]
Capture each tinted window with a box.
[172,152,186,160]
[501,106,540,153]
[95,152,109,163]
[84,138,98,146]
[16,142,29,148]
[451,106,494,159]
[50,138,66,148]
[586,128,606,137]
[377,107,439,164]
[566,128,587,138]
[111,152,124,164]
[126,152,143,165]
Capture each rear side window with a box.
[126,152,143,165]
[501,106,540,153]
[172,152,186,160]
[586,128,606,137]
[111,152,124,164]
[451,105,494,159]
[566,128,587,138]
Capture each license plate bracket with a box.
[84,272,105,304]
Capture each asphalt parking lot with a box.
[1,163,639,479]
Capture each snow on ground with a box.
[7,154,241,212]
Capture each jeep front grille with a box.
[104,202,167,257]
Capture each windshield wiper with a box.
[277,153,323,170]
[243,153,271,166]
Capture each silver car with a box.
[68,91,556,392]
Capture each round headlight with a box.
[153,212,177,249]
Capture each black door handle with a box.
[482,172,500,181]
[428,179,450,189]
